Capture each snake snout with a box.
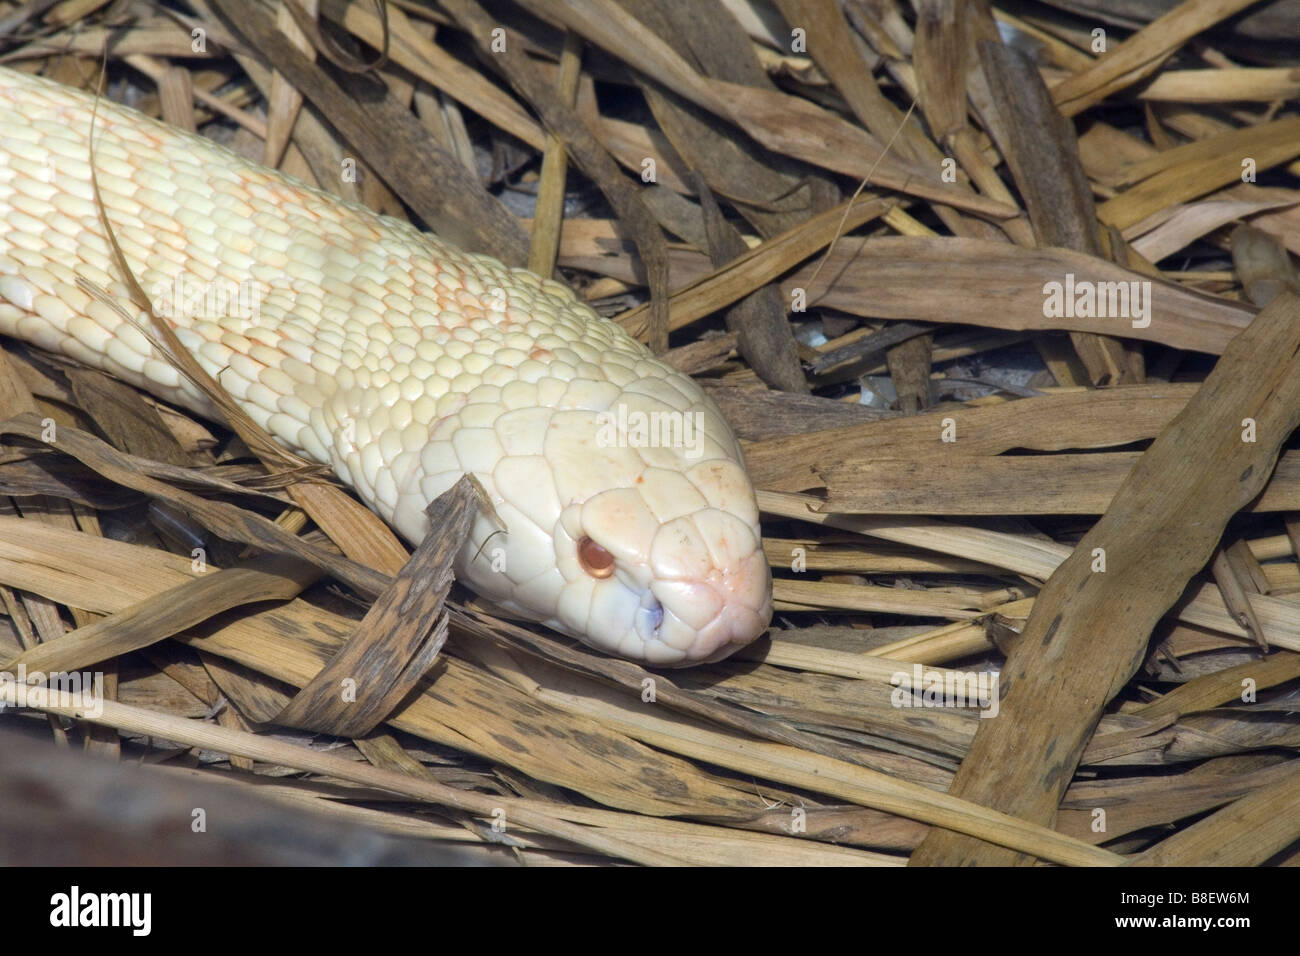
[532,485,772,666]
[622,507,772,666]
[654,543,773,665]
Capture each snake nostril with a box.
[635,598,664,640]
[577,536,616,578]
[647,601,663,633]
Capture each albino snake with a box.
[0,67,772,666]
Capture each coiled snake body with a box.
[0,67,772,665]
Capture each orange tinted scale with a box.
[577,536,616,578]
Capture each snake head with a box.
[554,455,774,666]
[371,289,774,667]
[428,361,773,667]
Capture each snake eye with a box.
[577,536,616,578]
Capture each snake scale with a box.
[0,67,772,666]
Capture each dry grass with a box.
[1,0,1299,866]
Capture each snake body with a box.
[0,67,772,665]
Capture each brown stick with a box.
[910,292,1300,865]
